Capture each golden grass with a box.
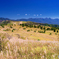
[0,21,59,59]
[0,21,59,41]
[0,39,59,59]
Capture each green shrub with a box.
[40,26,43,29]
[28,25,33,28]
[23,28,26,30]
[37,39,40,41]
[22,24,25,27]
[55,33,57,35]
[1,25,4,28]
[12,30,13,32]
[43,26,46,30]
[34,31,36,32]
[54,29,56,32]
[13,29,15,30]
[37,26,39,28]
[27,30,30,32]
[34,25,37,28]
[57,30,58,33]
[49,33,52,35]
[3,29,10,31]
[10,26,12,28]
[44,30,46,33]
[47,28,51,30]
[38,31,44,33]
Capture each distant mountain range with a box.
[0,17,59,25]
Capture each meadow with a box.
[0,20,59,59]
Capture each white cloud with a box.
[17,14,20,15]
[34,14,36,16]
[25,14,27,15]
[40,14,42,16]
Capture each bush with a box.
[37,39,40,41]
[55,33,57,35]
[34,31,36,32]
[43,27,46,30]
[12,30,13,32]
[38,31,44,33]
[23,28,26,30]
[34,25,37,28]
[44,30,46,33]
[22,24,25,27]
[49,33,52,35]
[27,30,30,32]
[57,30,58,33]
[11,29,15,32]
[40,26,43,29]
[10,26,12,28]
[37,26,39,28]
[47,28,51,30]
[13,29,16,30]
[54,29,56,32]
[1,25,4,28]
[29,25,33,28]
[3,29,10,31]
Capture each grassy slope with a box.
[0,21,58,41]
[0,21,59,59]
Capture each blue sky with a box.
[0,0,59,19]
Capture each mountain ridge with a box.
[0,17,59,25]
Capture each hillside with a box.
[0,20,59,59]
[0,20,59,41]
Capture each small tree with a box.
[22,24,25,27]
[44,26,46,30]
[44,29,46,33]
[54,29,56,32]
[37,26,39,28]
[57,30,58,33]
[12,30,13,32]
[40,26,43,30]
[1,25,4,28]
[47,28,50,30]
[34,25,36,28]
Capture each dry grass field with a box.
[0,21,59,59]
[0,21,58,41]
